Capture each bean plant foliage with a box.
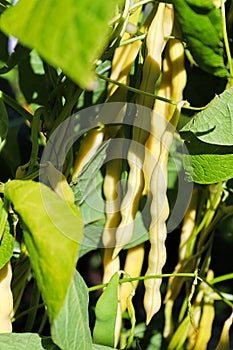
[0,0,232,349]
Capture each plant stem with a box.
[88,272,199,292]
[221,0,233,83]
[97,74,208,111]
[210,273,233,285]
[88,272,233,308]
[1,91,33,122]
[12,303,45,322]
[97,73,177,105]
[119,34,146,46]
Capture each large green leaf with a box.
[0,333,58,350]
[51,270,92,350]
[4,180,83,322]
[93,272,119,347]
[0,0,118,89]
[181,87,233,146]
[173,0,228,77]
[182,134,233,184]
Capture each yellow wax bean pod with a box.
[113,4,174,258]
[193,299,215,350]
[143,32,186,194]
[120,243,144,313]
[102,157,122,284]
[72,128,105,180]
[187,270,216,349]
[137,3,174,110]
[108,37,142,99]
[112,125,147,258]
[102,147,122,346]
[0,261,13,333]
[107,1,142,98]
[144,102,185,324]
[164,189,198,338]
[215,312,233,350]
[102,157,122,249]
[143,28,186,323]
[144,126,172,324]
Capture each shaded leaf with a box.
[18,50,50,105]
[174,0,228,77]
[93,272,120,347]
[4,180,83,322]
[181,87,233,146]
[0,0,119,89]
[51,270,92,350]
[71,141,109,206]
[0,333,58,350]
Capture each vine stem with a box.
[88,272,199,292]
[96,73,207,111]
[88,272,233,308]
[221,0,233,81]
[1,91,33,122]
[97,73,177,105]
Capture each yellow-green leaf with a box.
[4,180,83,322]
[0,0,119,89]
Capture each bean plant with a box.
[0,0,232,349]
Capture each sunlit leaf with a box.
[0,221,14,270]
[174,0,228,77]
[181,87,233,146]
[182,134,233,184]
[0,0,119,89]
[4,180,83,322]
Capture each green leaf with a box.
[182,134,233,184]
[0,220,14,269]
[174,0,228,77]
[181,87,233,146]
[0,92,8,151]
[0,201,14,270]
[0,333,58,350]
[4,180,83,322]
[0,0,119,89]
[93,272,120,347]
[51,270,92,350]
